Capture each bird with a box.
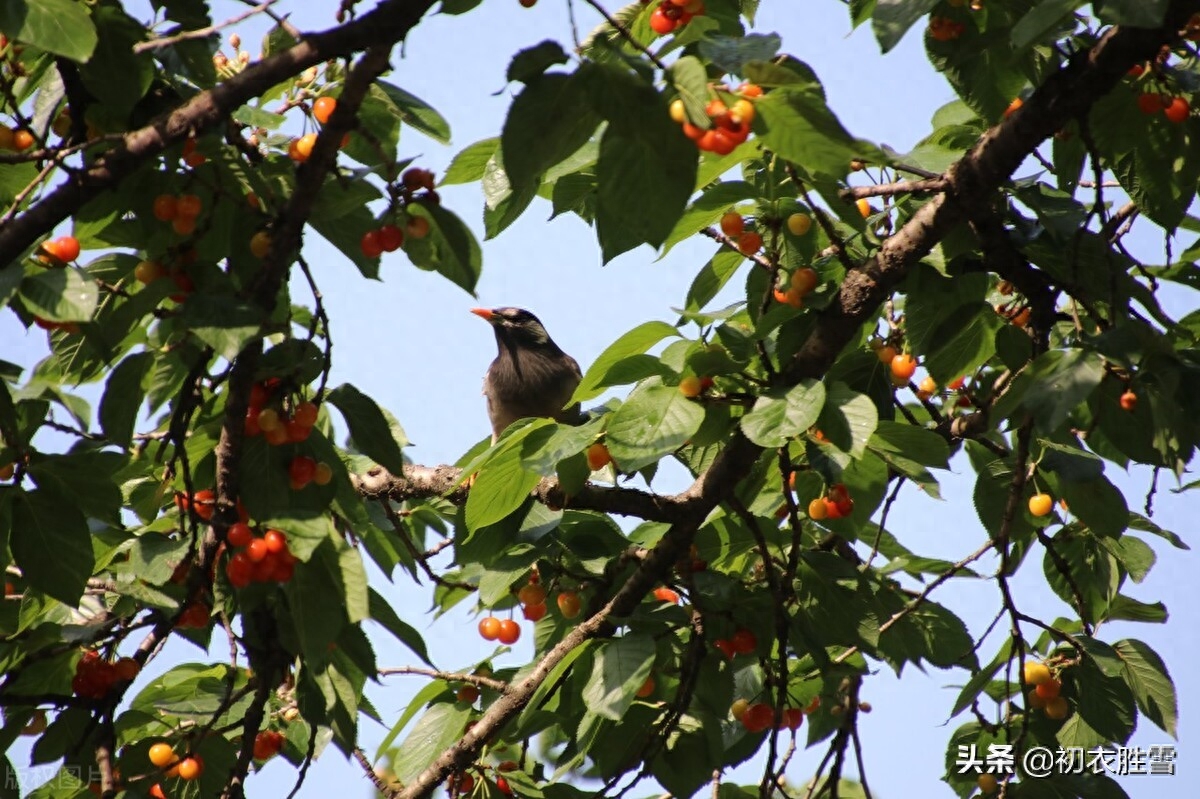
[471,307,583,441]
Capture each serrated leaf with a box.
[506,40,569,83]
[19,268,98,322]
[326,384,408,475]
[177,296,262,361]
[501,72,600,196]
[661,181,757,255]
[739,380,825,448]
[377,82,450,144]
[582,633,655,720]
[0,0,97,62]
[10,488,92,605]
[1114,639,1177,738]
[392,702,474,785]
[441,138,498,186]
[572,321,680,403]
[99,351,152,447]
[606,380,705,473]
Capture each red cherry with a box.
[263,529,288,555]
[360,230,383,258]
[246,538,269,563]
[497,619,521,645]
[226,551,253,588]
[288,456,317,487]
[378,224,404,252]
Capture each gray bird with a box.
[472,307,583,441]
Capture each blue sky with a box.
[3,1,1197,797]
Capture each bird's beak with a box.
[470,307,496,322]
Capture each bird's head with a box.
[471,307,555,349]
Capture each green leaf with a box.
[817,383,878,458]
[871,0,939,53]
[572,321,680,403]
[0,0,98,62]
[402,201,481,293]
[19,268,98,323]
[464,438,542,532]
[923,304,1002,385]
[580,63,698,262]
[697,33,781,75]
[284,540,350,663]
[1093,0,1168,26]
[501,73,600,196]
[326,384,408,475]
[739,380,826,448]
[661,181,757,255]
[1059,476,1128,538]
[311,175,382,220]
[1114,639,1177,738]
[680,249,744,316]
[98,351,151,447]
[1010,0,1083,51]
[582,633,656,720]
[392,702,473,785]
[231,104,286,129]
[27,452,123,526]
[668,55,710,126]
[1021,349,1105,432]
[368,588,433,667]
[376,82,450,143]
[869,420,950,468]
[755,84,865,179]
[10,488,93,605]
[606,380,705,473]
[506,40,570,83]
[177,296,262,361]
[77,6,152,117]
[441,138,498,185]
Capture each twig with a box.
[133,1,278,53]
[839,178,946,200]
[379,667,509,693]
[865,478,904,567]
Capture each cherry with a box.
[253,730,284,760]
[289,455,317,488]
[856,198,871,218]
[1034,678,1062,700]
[1137,92,1164,115]
[736,231,762,255]
[557,591,582,619]
[360,229,383,258]
[1003,97,1023,119]
[649,6,678,34]
[135,260,165,284]
[176,194,202,218]
[227,522,253,548]
[730,628,757,655]
[148,743,177,768]
[1164,96,1190,124]
[456,685,480,704]
[740,703,774,733]
[1028,493,1053,517]
[586,442,612,471]
[378,224,404,252]
[636,676,655,698]
[522,602,547,621]
[313,96,337,124]
[517,582,546,606]
[807,498,827,520]
[249,230,271,258]
[890,353,917,381]
[478,616,501,640]
[679,376,702,397]
[292,401,318,428]
[652,587,680,603]
[313,462,334,485]
[1119,390,1137,411]
[497,619,521,645]
[263,529,288,555]
[790,267,818,294]
[176,756,203,781]
[226,551,253,588]
[719,212,744,237]
[406,216,430,240]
